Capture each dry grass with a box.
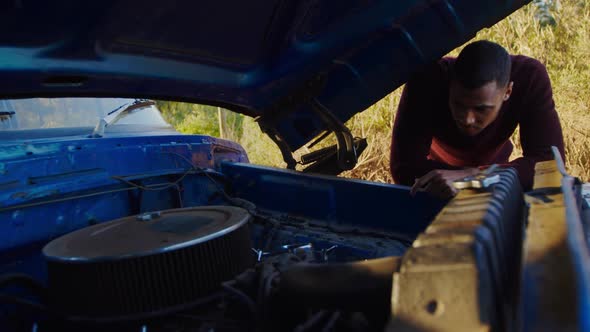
[339,91,401,183]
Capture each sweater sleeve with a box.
[508,59,565,190]
[390,79,459,186]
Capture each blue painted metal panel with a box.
[0,135,246,203]
[221,162,445,236]
[563,177,590,331]
[0,134,248,252]
[554,147,590,331]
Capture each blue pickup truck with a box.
[1,1,588,331]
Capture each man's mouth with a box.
[457,123,481,134]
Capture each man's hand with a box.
[410,168,479,200]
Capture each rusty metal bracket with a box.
[525,187,561,203]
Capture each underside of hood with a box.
[0,0,529,151]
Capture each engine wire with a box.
[294,310,330,332]
[0,293,48,313]
[220,281,257,318]
[321,312,341,332]
[0,152,226,213]
[0,187,134,213]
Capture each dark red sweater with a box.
[390,55,565,190]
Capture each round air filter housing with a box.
[43,206,254,321]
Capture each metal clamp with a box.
[453,164,501,190]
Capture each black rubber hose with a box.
[0,273,47,298]
[0,293,48,313]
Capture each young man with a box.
[390,40,564,199]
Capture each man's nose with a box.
[465,111,476,125]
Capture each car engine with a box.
[3,202,409,332]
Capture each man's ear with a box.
[503,81,514,101]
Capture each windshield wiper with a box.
[90,99,155,138]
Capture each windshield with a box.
[0,98,170,131]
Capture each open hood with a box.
[0,0,529,151]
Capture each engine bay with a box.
[0,136,444,332]
[3,204,413,332]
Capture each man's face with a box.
[448,80,513,136]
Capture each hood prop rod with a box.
[309,98,358,171]
[257,118,298,170]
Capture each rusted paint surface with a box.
[388,191,507,331]
[522,160,577,332]
[387,169,524,331]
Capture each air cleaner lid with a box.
[43,205,251,263]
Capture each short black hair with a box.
[451,40,512,89]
